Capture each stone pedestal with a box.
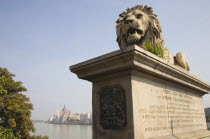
[70,45,210,139]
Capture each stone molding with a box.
[70,45,210,95]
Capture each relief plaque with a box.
[100,87,127,129]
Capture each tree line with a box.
[0,67,48,139]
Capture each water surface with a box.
[32,123,92,139]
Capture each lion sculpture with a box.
[116,5,190,71]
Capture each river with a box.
[32,122,92,139]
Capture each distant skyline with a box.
[0,0,210,120]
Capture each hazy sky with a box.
[0,0,210,120]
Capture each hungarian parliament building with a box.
[48,105,92,124]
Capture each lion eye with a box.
[136,14,142,19]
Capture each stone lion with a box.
[116,5,190,71]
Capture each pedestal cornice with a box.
[70,45,210,94]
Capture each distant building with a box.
[80,113,92,124]
[49,105,79,123]
[68,113,80,121]
[48,105,91,124]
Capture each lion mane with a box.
[116,5,163,49]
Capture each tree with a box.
[0,67,46,138]
[0,126,17,139]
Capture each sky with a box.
[0,0,210,120]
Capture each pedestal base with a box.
[70,45,210,139]
[156,130,210,139]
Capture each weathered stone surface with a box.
[132,72,207,138]
[92,75,134,139]
[70,46,210,139]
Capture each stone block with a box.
[70,45,210,139]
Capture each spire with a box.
[62,105,67,112]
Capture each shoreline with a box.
[33,121,92,125]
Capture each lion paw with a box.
[175,52,190,71]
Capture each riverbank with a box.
[47,122,92,125]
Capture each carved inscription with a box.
[100,87,127,129]
[138,89,205,133]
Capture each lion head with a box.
[116,5,190,71]
[116,5,163,49]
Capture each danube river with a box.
[32,122,92,139]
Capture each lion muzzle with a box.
[127,28,143,44]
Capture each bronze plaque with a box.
[100,87,127,129]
